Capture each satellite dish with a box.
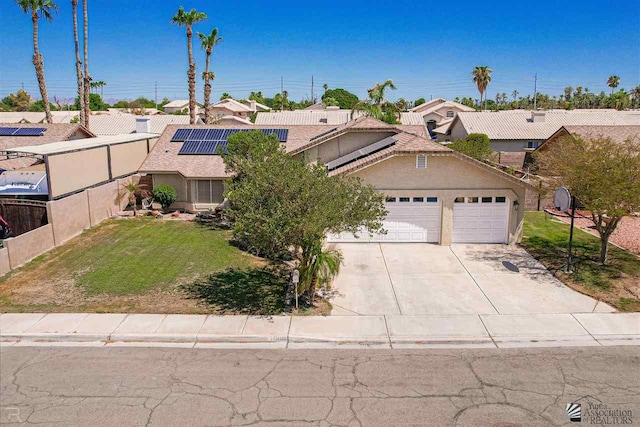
[554,187,571,212]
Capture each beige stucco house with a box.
[163,100,202,114]
[410,98,476,135]
[436,110,640,167]
[139,117,529,245]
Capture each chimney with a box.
[135,117,151,133]
[531,111,545,123]
[249,100,257,112]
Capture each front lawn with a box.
[522,212,640,311]
[0,218,289,314]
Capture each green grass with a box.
[522,212,640,311]
[2,218,259,296]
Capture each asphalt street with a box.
[1,346,638,426]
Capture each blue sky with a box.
[1,0,639,104]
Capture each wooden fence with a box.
[0,199,48,236]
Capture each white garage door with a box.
[452,196,509,243]
[328,196,442,243]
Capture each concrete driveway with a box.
[328,243,614,316]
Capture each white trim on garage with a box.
[452,196,509,243]
[328,195,442,243]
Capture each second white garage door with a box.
[452,196,509,243]
[328,196,442,243]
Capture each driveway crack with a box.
[379,243,403,315]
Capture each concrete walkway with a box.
[1,312,638,349]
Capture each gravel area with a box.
[546,209,640,255]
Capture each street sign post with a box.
[554,187,576,273]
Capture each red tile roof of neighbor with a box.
[0,123,94,170]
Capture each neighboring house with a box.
[254,109,428,135]
[410,98,476,134]
[537,125,640,152]
[89,115,193,135]
[139,117,529,245]
[436,110,640,167]
[203,98,270,121]
[0,123,94,171]
[163,100,202,114]
[0,111,82,124]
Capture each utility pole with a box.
[154,81,158,110]
[311,75,314,103]
[280,77,284,112]
[533,73,538,110]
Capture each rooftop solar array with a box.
[0,127,46,137]
[326,136,397,171]
[171,128,289,143]
[178,140,228,155]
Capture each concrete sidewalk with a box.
[1,312,639,349]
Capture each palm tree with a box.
[351,80,399,123]
[323,83,328,93]
[198,27,222,124]
[471,66,492,110]
[16,0,58,124]
[511,90,519,102]
[71,0,84,126]
[299,244,343,303]
[171,6,207,125]
[82,0,90,128]
[120,182,148,217]
[607,75,620,95]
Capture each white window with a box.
[446,110,455,118]
[195,180,224,204]
[526,141,539,149]
[416,154,427,169]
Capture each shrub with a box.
[448,133,493,161]
[153,185,177,209]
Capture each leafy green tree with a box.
[413,97,426,107]
[535,134,640,264]
[472,65,492,110]
[3,89,32,111]
[323,96,339,107]
[321,88,358,109]
[299,242,343,300]
[16,0,57,123]
[448,133,493,161]
[171,6,207,125]
[352,80,399,124]
[220,92,232,100]
[74,93,107,111]
[222,131,387,300]
[28,99,55,112]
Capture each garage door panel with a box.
[328,198,442,243]
[453,199,509,244]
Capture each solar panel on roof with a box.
[0,127,19,136]
[13,127,46,136]
[189,128,209,140]
[326,136,397,171]
[177,140,229,155]
[178,140,200,154]
[171,128,193,142]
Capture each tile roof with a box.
[410,99,475,114]
[254,110,426,127]
[449,110,639,140]
[163,100,191,108]
[561,125,640,143]
[0,123,94,170]
[88,114,192,135]
[0,111,82,124]
[209,98,253,113]
[328,130,451,175]
[139,124,335,178]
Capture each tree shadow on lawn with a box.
[181,266,289,315]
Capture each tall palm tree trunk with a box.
[187,26,197,125]
[72,0,84,126]
[31,12,53,124]
[203,49,212,124]
[83,0,90,129]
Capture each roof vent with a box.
[135,117,151,133]
[531,111,546,123]
[319,118,328,123]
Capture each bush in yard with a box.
[222,130,387,301]
[448,133,493,161]
[153,185,177,209]
[534,134,640,264]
